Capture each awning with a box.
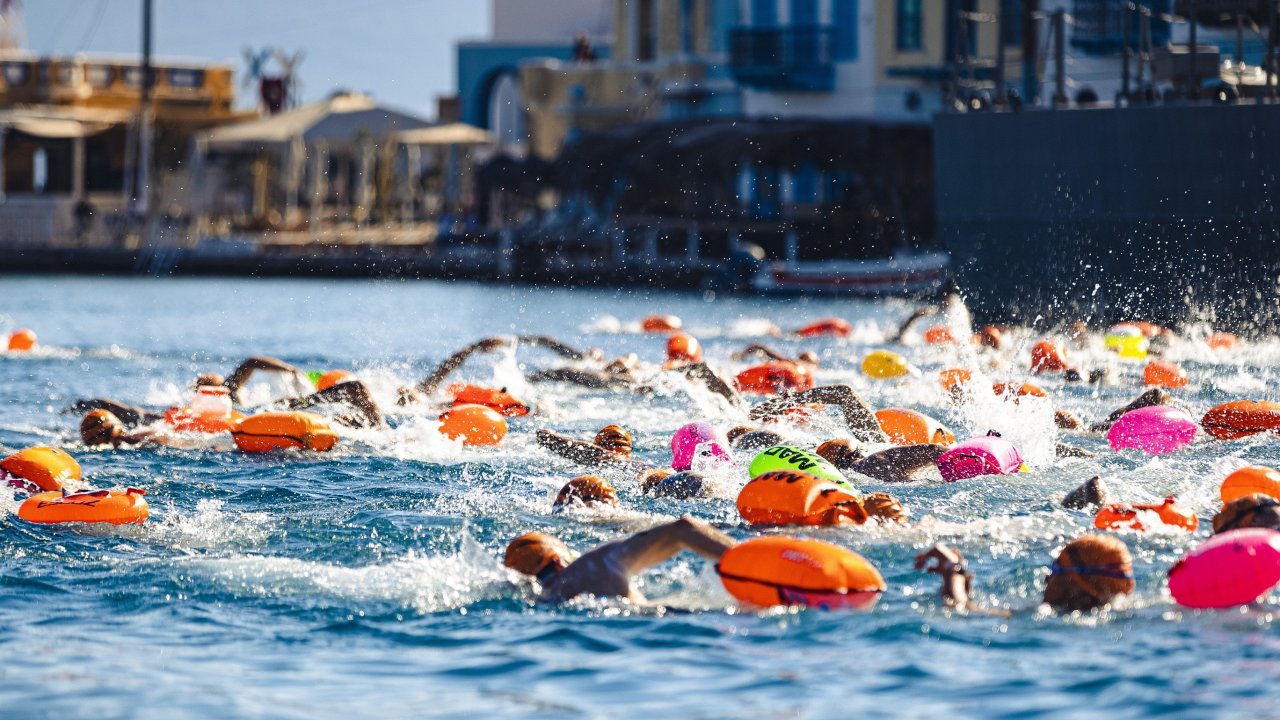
[398,123,493,146]
[202,92,431,151]
[0,107,127,139]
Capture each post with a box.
[404,142,421,224]
[1053,9,1067,107]
[1022,0,1040,105]
[135,0,153,217]
[0,126,9,201]
[1121,2,1131,100]
[1269,0,1277,99]
[685,224,699,260]
[72,134,86,200]
[996,2,1007,106]
[1187,0,1198,100]
[309,139,328,240]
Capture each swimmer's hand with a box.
[861,492,908,523]
[396,386,425,406]
[915,544,972,608]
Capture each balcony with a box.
[729,25,836,92]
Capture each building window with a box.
[834,0,858,60]
[638,0,656,61]
[751,0,777,27]
[1001,0,1021,46]
[680,0,696,53]
[896,0,922,52]
[791,0,817,26]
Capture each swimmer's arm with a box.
[915,545,1013,617]
[288,380,385,428]
[1101,388,1171,426]
[514,336,594,361]
[891,306,936,342]
[852,444,947,483]
[225,356,305,402]
[65,399,157,428]
[731,343,791,363]
[603,517,735,575]
[416,337,510,394]
[677,362,743,407]
[526,368,630,390]
[751,385,887,443]
[536,429,613,466]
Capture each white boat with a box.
[751,250,951,296]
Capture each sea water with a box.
[2,276,1279,719]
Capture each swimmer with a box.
[731,344,820,368]
[504,517,733,602]
[749,385,887,444]
[537,425,634,466]
[1087,388,1175,432]
[1212,494,1280,534]
[916,535,1134,615]
[815,439,949,483]
[79,409,165,448]
[408,336,600,401]
[552,475,619,511]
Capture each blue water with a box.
[3,276,1280,719]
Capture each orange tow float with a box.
[1,446,81,491]
[1093,496,1198,532]
[447,383,530,417]
[736,470,865,526]
[641,314,682,333]
[875,408,955,446]
[734,362,814,395]
[794,318,852,338]
[7,328,37,352]
[1221,466,1280,505]
[716,536,885,610]
[439,404,507,446]
[18,487,149,525]
[1201,400,1280,440]
[231,411,339,453]
[1143,361,1188,388]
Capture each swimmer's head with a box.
[80,409,124,447]
[195,373,226,388]
[666,333,702,364]
[593,425,633,457]
[638,468,673,494]
[1213,494,1280,534]
[604,353,639,375]
[504,532,571,581]
[973,326,1003,350]
[797,351,820,367]
[553,475,619,510]
[733,429,785,451]
[1043,535,1134,612]
[815,439,864,470]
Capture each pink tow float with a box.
[1168,528,1280,609]
[670,421,732,471]
[1108,406,1197,455]
[936,435,1024,482]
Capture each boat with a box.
[752,251,951,296]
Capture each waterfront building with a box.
[0,51,242,247]
[456,0,614,151]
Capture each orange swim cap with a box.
[666,332,702,363]
[1044,535,1134,612]
[553,475,619,509]
[1030,339,1070,374]
[7,329,36,352]
[593,425,633,456]
[642,314,683,333]
[504,532,570,578]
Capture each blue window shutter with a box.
[752,0,777,26]
[834,0,858,60]
[792,0,817,25]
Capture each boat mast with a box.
[133,0,153,220]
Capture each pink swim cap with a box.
[670,421,730,471]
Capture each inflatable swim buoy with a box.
[875,408,955,446]
[922,326,955,345]
[670,422,732,471]
[1143,361,1188,389]
[734,362,814,395]
[438,404,507,446]
[1206,331,1241,350]
[1221,466,1280,505]
[992,381,1047,399]
[1103,325,1148,360]
[862,350,911,379]
[1093,496,1198,532]
[749,444,848,488]
[641,314,682,333]
[794,318,851,338]
[936,435,1024,482]
[939,368,973,392]
[1202,400,1280,441]
[737,470,865,526]
[18,487,148,525]
[1030,339,1071,374]
[315,369,354,391]
[7,328,36,352]
[0,446,80,491]
[1108,406,1197,455]
[1168,528,1280,609]
[717,536,885,610]
[232,411,339,453]
[164,407,247,434]
[447,383,530,417]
